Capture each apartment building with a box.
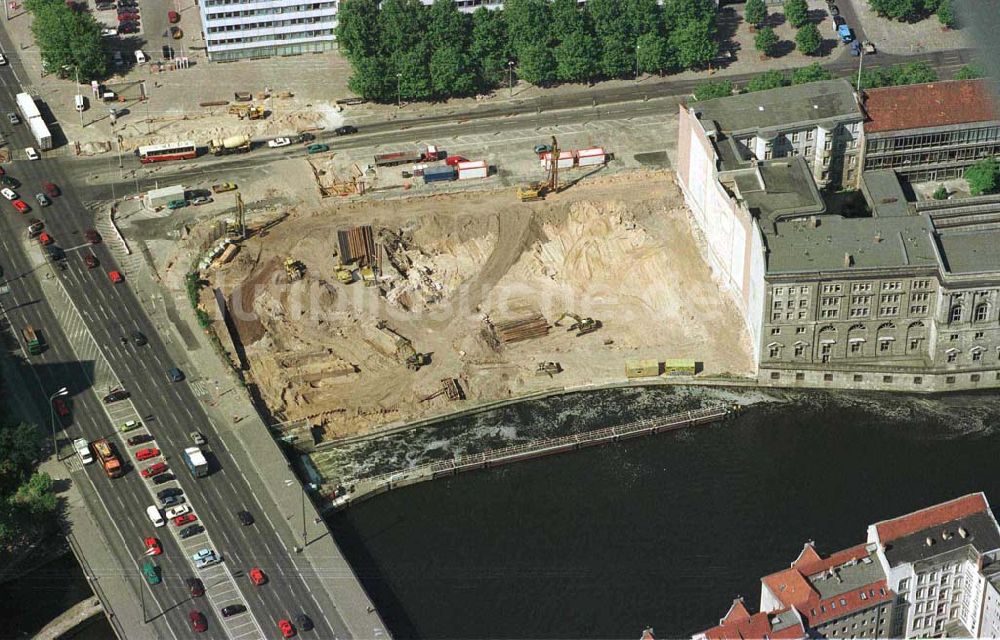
[861,79,1000,183]
[199,0,339,62]
[694,493,1000,639]
[677,78,1000,392]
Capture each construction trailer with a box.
[456,160,489,180]
[626,359,662,378]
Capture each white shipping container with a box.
[540,151,575,170]
[576,147,607,167]
[457,160,488,180]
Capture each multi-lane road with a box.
[0,38,356,640]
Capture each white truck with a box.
[73,438,93,465]
[15,92,52,151]
[182,447,209,477]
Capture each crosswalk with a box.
[91,212,146,277]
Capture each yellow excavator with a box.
[517,135,561,202]
[554,312,601,336]
[284,257,305,281]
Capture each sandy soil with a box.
[204,171,755,438]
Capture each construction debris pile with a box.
[485,314,551,349]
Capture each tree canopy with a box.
[965,158,1000,196]
[338,0,722,102]
[783,0,809,28]
[795,23,822,55]
[25,0,107,79]
[954,64,986,80]
[754,26,779,56]
[693,79,733,101]
[791,62,834,84]
[745,70,787,93]
[745,0,767,28]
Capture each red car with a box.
[173,513,197,526]
[168,9,179,22]
[249,567,267,586]
[42,182,59,198]
[140,462,169,478]
[278,619,295,638]
[189,610,207,633]
[445,155,467,166]
[135,447,160,461]
[38,231,53,245]
[108,270,124,283]
[84,254,98,269]
[84,229,101,244]
[52,397,70,417]
[143,536,162,556]
[13,199,30,214]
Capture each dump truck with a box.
[183,447,209,477]
[209,134,251,156]
[93,438,124,478]
[227,103,265,120]
[22,325,42,355]
[374,144,442,167]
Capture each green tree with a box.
[955,63,986,80]
[754,25,779,56]
[693,79,733,101]
[347,55,393,102]
[965,157,1000,196]
[26,0,107,79]
[550,0,585,42]
[504,0,551,55]
[795,23,822,55]
[626,0,664,37]
[895,60,938,84]
[784,0,809,28]
[636,31,671,74]
[0,423,44,493]
[13,472,57,518]
[334,0,380,60]
[869,0,924,21]
[427,0,468,48]
[745,0,767,28]
[668,15,718,69]
[791,62,834,84]
[430,46,477,97]
[470,8,510,89]
[393,43,434,101]
[745,70,787,92]
[588,0,634,78]
[933,185,949,200]
[555,30,599,82]
[377,0,426,56]
[517,41,557,85]
[937,0,955,27]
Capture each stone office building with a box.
[677,77,1000,392]
[861,79,1000,183]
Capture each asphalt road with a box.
[67,46,976,199]
[0,38,353,640]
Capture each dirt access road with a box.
[205,171,755,439]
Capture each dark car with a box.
[132,330,147,346]
[189,610,207,633]
[298,132,315,143]
[127,433,154,446]
[118,22,138,33]
[1,175,20,188]
[180,524,205,539]
[103,389,129,403]
[168,367,185,382]
[84,253,98,269]
[220,604,246,618]
[46,246,66,262]
[187,577,205,597]
[39,181,56,198]
[295,614,314,632]
[829,4,840,15]
[156,487,183,501]
[334,125,358,136]
[117,12,138,20]
[152,472,176,485]
[84,229,101,244]
[161,494,186,507]
[237,510,254,526]
[162,45,174,60]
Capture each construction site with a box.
[193,145,756,442]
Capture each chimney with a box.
[844,253,854,268]
[942,530,952,540]
[874,232,882,243]
[959,527,969,539]
[926,537,935,547]
[809,216,819,228]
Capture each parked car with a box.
[168,10,180,23]
[191,548,221,569]
[25,147,39,161]
[103,389,129,403]
[118,22,138,33]
[165,504,190,519]
[334,125,358,136]
[306,143,329,154]
[141,462,169,478]
[294,615,314,632]
[120,419,141,432]
[174,513,197,526]
[298,132,315,143]
[52,397,70,417]
[220,604,246,618]
[168,367,185,382]
[267,137,291,148]
[180,524,204,539]
[167,199,187,210]
[135,447,160,461]
[38,232,53,246]
[13,200,30,214]
[152,473,176,485]
[7,113,18,125]
[1,187,17,200]
[1,176,19,188]
[128,433,154,447]
[0,54,6,66]
[42,182,60,197]
[161,494,185,507]
[191,196,212,206]
[108,270,124,283]
[27,219,44,237]
[211,182,236,193]
[191,431,206,446]
[156,487,182,500]
[35,193,50,207]
[84,253,98,269]
[132,330,147,345]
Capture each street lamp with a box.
[395,73,402,108]
[635,44,641,83]
[286,478,307,549]
[48,387,68,459]
[135,546,157,624]
[507,60,515,97]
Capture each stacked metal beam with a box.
[492,314,550,345]
[336,225,376,266]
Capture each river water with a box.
[329,386,1000,639]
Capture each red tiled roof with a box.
[793,543,870,576]
[803,580,893,627]
[700,600,805,640]
[863,79,1000,133]
[874,493,988,543]
[762,568,817,609]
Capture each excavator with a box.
[553,312,601,336]
[517,135,561,202]
[284,257,305,281]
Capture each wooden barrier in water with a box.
[332,403,735,510]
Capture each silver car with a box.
[35,193,50,207]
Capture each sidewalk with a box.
[114,198,390,638]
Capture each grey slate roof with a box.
[692,79,862,135]
[882,512,1000,568]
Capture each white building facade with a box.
[199,0,339,62]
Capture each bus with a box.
[136,141,198,164]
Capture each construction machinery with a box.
[228,103,265,120]
[517,135,561,202]
[335,262,354,283]
[553,312,601,336]
[536,361,563,377]
[284,257,305,281]
[375,321,429,371]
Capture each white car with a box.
[1,188,16,200]
[267,137,291,148]
[0,53,7,66]
[73,438,93,465]
[25,147,39,161]
[165,504,190,519]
